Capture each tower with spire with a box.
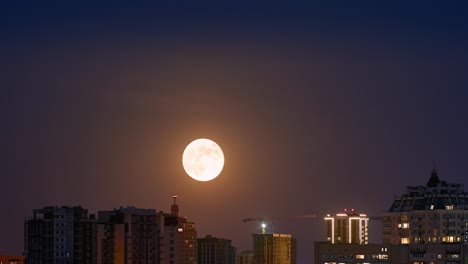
[383,164,468,245]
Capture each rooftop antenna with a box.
[171,195,179,215]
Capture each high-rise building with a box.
[159,197,197,264]
[24,206,97,264]
[252,233,296,264]
[324,210,369,244]
[383,168,468,245]
[197,235,236,264]
[236,250,253,264]
[97,207,159,264]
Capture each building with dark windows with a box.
[24,206,96,264]
[97,207,159,264]
[197,235,236,264]
[252,233,296,264]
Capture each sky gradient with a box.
[2,2,468,263]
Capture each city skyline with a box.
[11,169,467,252]
[7,167,466,263]
[3,2,468,264]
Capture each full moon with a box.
[182,138,225,181]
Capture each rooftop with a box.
[388,168,468,212]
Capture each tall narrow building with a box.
[324,210,369,244]
[97,207,159,264]
[24,206,97,264]
[252,233,296,264]
[197,235,236,264]
[159,196,197,264]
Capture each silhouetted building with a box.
[24,206,97,264]
[197,235,236,264]
[252,233,296,264]
[159,197,197,264]
[97,207,159,264]
[383,168,468,245]
[0,254,25,264]
[236,251,253,264]
[324,210,369,244]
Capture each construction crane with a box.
[243,214,318,233]
[242,218,273,233]
[243,212,383,234]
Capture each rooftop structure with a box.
[389,168,468,212]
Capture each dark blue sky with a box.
[2,2,468,263]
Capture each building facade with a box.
[324,211,369,244]
[314,242,406,264]
[97,207,159,264]
[252,233,296,264]
[406,242,468,264]
[236,251,253,264]
[24,206,97,264]
[383,168,468,245]
[197,235,236,264]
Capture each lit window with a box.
[401,238,410,244]
[378,254,388,260]
[442,236,456,243]
[178,228,183,232]
[355,255,364,259]
[430,205,434,210]
[402,223,410,229]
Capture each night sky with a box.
[2,2,468,263]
